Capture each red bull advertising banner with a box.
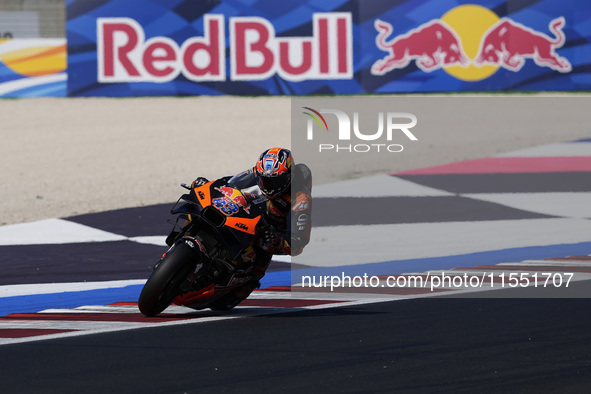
[65,0,591,96]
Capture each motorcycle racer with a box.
[191,147,312,309]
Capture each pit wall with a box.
[1,0,590,97]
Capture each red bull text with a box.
[98,13,353,83]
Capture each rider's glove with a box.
[263,229,280,246]
[191,177,209,188]
[258,226,283,253]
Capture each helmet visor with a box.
[258,173,290,197]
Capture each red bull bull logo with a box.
[372,19,469,75]
[215,187,250,215]
[474,17,571,72]
[371,4,572,81]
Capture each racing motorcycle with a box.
[138,179,268,317]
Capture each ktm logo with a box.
[234,222,249,231]
[372,5,571,82]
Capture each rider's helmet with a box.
[255,147,293,198]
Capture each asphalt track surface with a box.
[3,139,591,392]
[2,295,591,393]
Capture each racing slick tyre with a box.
[138,242,198,317]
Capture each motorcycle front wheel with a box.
[138,242,198,317]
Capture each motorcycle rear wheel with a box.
[138,242,198,317]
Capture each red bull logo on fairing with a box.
[371,5,572,82]
[215,187,251,214]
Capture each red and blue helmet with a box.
[255,147,293,198]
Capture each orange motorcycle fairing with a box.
[193,181,215,208]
